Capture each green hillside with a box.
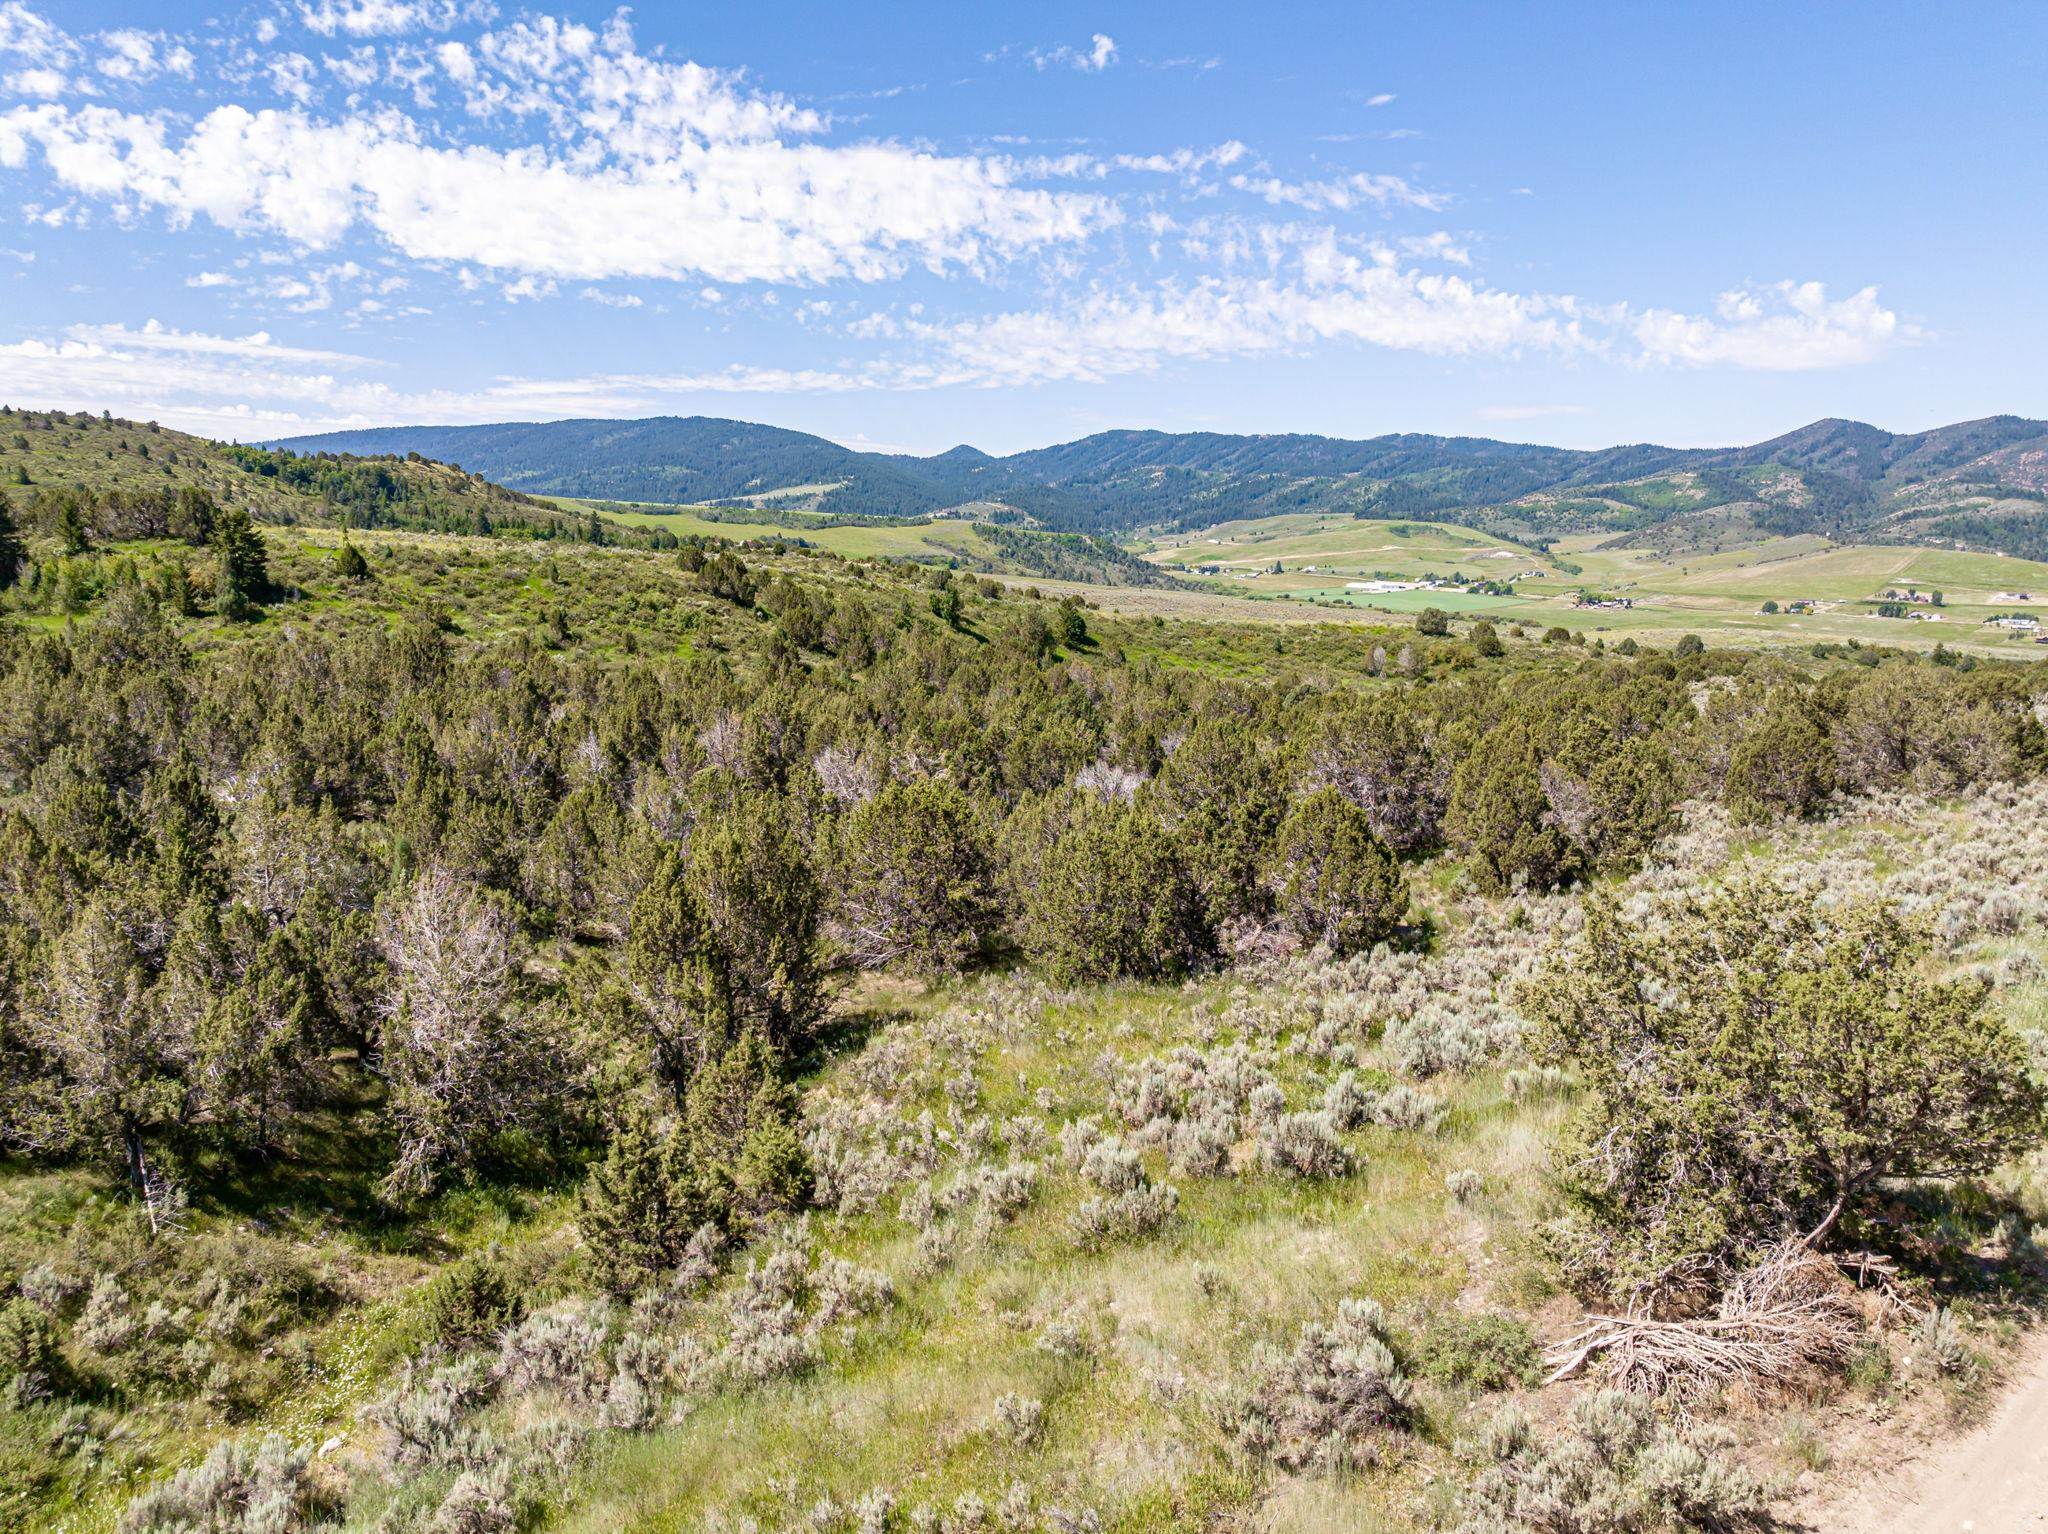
[2,509,2045,1534]
[1,406,582,539]
[272,412,2048,555]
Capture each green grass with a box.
[1144,515,1547,577]
[1128,512,2048,653]
[557,499,999,564]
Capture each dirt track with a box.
[1808,1332,2048,1532]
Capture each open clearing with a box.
[571,497,2048,653]
[1138,514,2048,654]
[565,498,999,563]
[1806,1332,2048,1533]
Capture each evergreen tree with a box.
[336,540,371,582]
[169,486,217,546]
[1530,883,2048,1294]
[688,796,825,1054]
[1274,789,1407,955]
[834,778,997,972]
[1022,793,1211,982]
[56,494,89,555]
[683,1030,811,1223]
[624,850,733,1097]
[1445,717,1579,895]
[0,489,22,589]
[1724,697,1837,824]
[213,507,270,621]
[579,1105,715,1295]
[1152,716,1287,930]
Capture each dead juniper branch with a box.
[1544,1241,1864,1396]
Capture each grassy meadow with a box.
[1136,511,2048,653]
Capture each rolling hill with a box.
[272,413,2048,556]
[0,405,581,539]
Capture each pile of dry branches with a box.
[1544,1241,1868,1396]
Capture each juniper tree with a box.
[1527,881,2047,1299]
[688,796,826,1055]
[1445,717,1578,895]
[623,850,734,1098]
[1152,716,1288,930]
[579,1104,716,1295]
[373,868,554,1204]
[1021,792,1211,982]
[683,1029,811,1224]
[1304,693,1450,854]
[0,489,22,589]
[1724,696,1836,823]
[24,899,188,1203]
[1274,789,1407,956]
[833,777,997,973]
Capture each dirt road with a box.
[1809,1333,2048,1532]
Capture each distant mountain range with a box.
[271,414,2048,559]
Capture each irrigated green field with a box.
[1136,513,2048,654]
[1144,515,1549,582]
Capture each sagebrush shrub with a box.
[1455,1391,1773,1533]
[1255,1111,1351,1178]
[1237,1298,1413,1471]
[120,1433,330,1534]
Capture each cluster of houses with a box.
[1571,592,1634,611]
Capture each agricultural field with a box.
[1137,511,2048,654]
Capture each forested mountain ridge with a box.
[0,404,580,539]
[272,411,2048,553]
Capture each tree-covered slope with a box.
[269,412,2048,554]
[1,405,580,538]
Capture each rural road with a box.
[1809,1333,2048,1533]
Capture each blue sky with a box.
[0,0,2043,454]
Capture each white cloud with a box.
[0,315,884,433]
[267,53,319,104]
[0,13,1116,289]
[1030,33,1119,72]
[326,47,382,88]
[1397,231,1470,265]
[0,2,74,66]
[297,1,483,39]
[1364,92,1395,107]
[1113,141,1248,177]
[579,286,641,308]
[1230,169,1448,213]
[186,269,233,287]
[896,241,1584,386]
[95,29,159,82]
[1631,280,1911,370]
[3,64,63,96]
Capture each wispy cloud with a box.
[0,8,1120,288]
[1029,33,1118,72]
[296,1,488,39]
[1229,170,1449,214]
